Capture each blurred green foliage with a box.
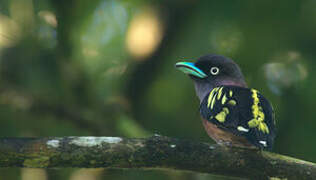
[0,0,315,180]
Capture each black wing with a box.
[200,86,276,150]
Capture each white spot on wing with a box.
[70,137,122,147]
[47,140,60,148]
[237,126,249,132]
[259,141,267,147]
[170,144,176,148]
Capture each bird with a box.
[175,54,276,150]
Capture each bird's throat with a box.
[194,79,247,103]
[194,82,214,103]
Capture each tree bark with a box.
[0,136,314,180]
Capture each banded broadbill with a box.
[175,54,276,150]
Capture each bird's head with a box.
[175,54,247,102]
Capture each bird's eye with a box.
[210,67,219,75]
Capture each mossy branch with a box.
[0,136,315,180]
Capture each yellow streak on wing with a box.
[258,122,269,134]
[210,92,217,110]
[228,100,236,106]
[207,88,218,108]
[229,90,233,97]
[223,107,229,114]
[215,107,229,122]
[249,89,269,134]
[221,94,227,105]
[248,119,259,128]
[251,89,260,119]
[217,87,224,100]
[258,111,265,121]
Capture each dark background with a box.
[0,0,315,179]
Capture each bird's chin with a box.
[215,79,247,88]
[189,75,206,82]
[189,75,246,88]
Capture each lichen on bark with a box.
[0,136,315,180]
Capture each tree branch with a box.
[0,136,314,180]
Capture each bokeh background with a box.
[0,0,315,179]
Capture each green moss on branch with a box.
[0,136,315,180]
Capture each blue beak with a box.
[175,62,207,78]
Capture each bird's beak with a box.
[175,62,207,78]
